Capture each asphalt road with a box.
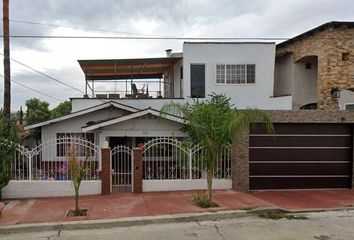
[2,210,354,240]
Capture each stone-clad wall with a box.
[277,26,354,110]
[232,110,354,192]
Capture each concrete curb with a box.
[0,209,251,235]
[2,206,354,235]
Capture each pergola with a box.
[78,57,182,98]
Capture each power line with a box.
[0,35,290,40]
[0,73,63,101]
[10,19,174,38]
[0,53,85,94]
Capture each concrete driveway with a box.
[252,189,354,210]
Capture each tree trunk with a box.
[207,166,213,203]
[75,187,79,212]
[3,0,11,119]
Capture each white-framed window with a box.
[216,64,256,84]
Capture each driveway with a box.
[252,189,354,210]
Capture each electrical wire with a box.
[0,53,85,94]
[10,19,174,38]
[0,73,63,101]
[1,35,289,40]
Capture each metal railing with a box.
[8,137,100,181]
[142,137,232,180]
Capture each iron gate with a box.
[111,145,133,192]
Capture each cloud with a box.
[0,0,353,111]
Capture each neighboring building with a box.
[274,21,354,110]
[26,42,291,148]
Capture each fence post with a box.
[189,149,192,180]
[28,153,32,181]
[101,147,111,195]
[133,146,143,193]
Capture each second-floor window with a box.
[216,64,256,84]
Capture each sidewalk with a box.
[2,189,354,227]
[0,190,272,225]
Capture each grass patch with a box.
[239,207,256,211]
[259,210,308,220]
[192,192,219,208]
[66,209,88,217]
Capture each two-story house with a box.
[25,42,291,149]
[274,21,354,110]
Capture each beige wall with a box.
[276,26,354,110]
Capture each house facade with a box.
[11,22,354,198]
[274,21,354,110]
[27,42,292,149]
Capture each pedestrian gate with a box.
[111,146,133,192]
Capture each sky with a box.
[0,0,353,111]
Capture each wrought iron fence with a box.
[7,137,100,181]
[142,137,232,180]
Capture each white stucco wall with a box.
[98,118,187,144]
[143,179,232,192]
[274,54,293,96]
[41,108,128,142]
[182,42,291,110]
[71,98,187,112]
[2,180,101,199]
[292,59,318,109]
[173,59,183,98]
[339,90,354,110]
[274,54,317,109]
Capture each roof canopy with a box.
[78,57,182,81]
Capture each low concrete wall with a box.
[2,180,101,199]
[143,179,232,192]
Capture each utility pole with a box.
[3,0,10,118]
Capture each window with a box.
[345,104,354,110]
[216,64,255,84]
[56,133,94,157]
[342,52,350,61]
[190,64,205,98]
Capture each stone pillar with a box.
[232,127,250,192]
[101,148,111,195]
[133,146,143,193]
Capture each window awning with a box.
[78,57,182,81]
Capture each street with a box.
[2,210,354,240]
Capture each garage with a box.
[249,123,353,190]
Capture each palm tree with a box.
[161,93,273,204]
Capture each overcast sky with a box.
[0,0,353,111]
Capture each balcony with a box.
[74,57,184,111]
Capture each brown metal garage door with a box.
[249,123,352,190]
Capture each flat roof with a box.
[78,57,182,81]
[277,21,354,48]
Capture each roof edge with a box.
[277,21,354,48]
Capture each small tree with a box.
[0,109,19,201]
[25,98,51,143]
[67,146,88,215]
[161,93,273,204]
[51,100,71,119]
